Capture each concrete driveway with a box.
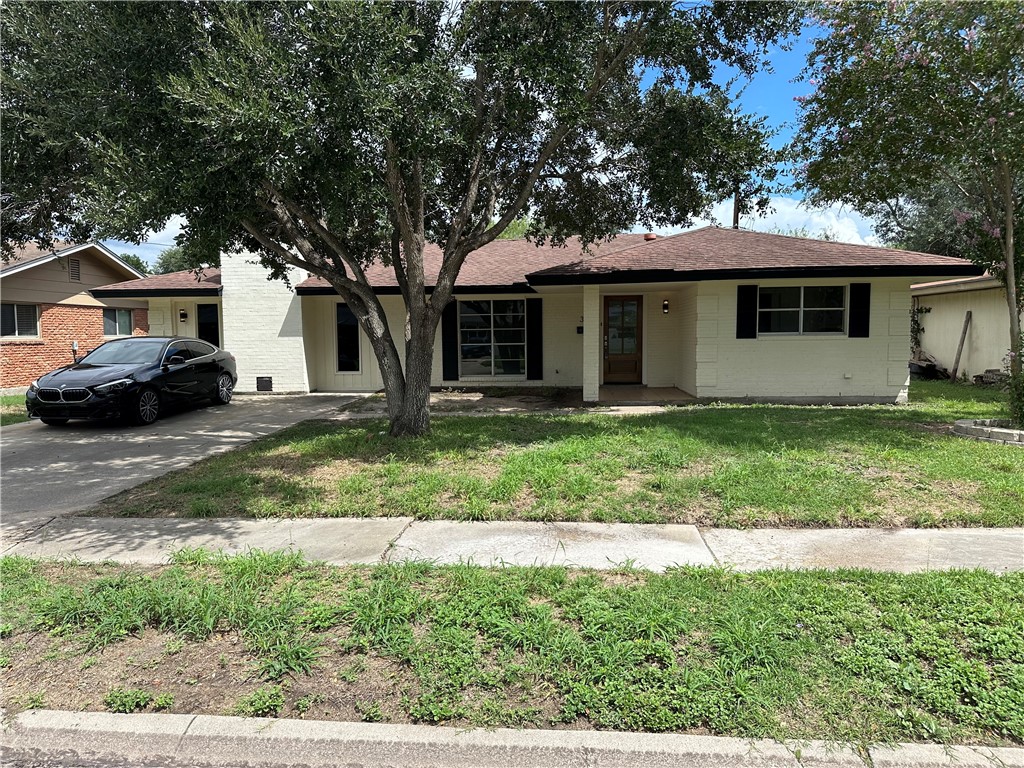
[0,393,359,541]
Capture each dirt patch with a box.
[345,387,586,416]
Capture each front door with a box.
[604,296,642,384]
[196,303,220,346]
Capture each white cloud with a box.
[634,196,882,246]
[101,215,186,266]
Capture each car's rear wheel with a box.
[132,387,161,426]
[212,373,234,405]
[40,418,69,426]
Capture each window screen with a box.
[459,300,526,377]
[102,308,133,336]
[1,303,39,337]
[758,286,846,335]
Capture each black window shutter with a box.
[526,298,543,380]
[441,300,459,380]
[848,283,871,338]
[736,285,758,339]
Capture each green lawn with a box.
[0,394,28,426]
[96,380,1024,527]
[1,552,1021,744]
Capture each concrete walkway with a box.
[4,517,1022,573]
[4,710,1023,768]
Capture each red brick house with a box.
[1,242,148,388]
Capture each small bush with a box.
[235,685,285,717]
[104,687,152,713]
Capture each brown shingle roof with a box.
[1,241,83,273]
[295,235,650,292]
[92,268,221,296]
[528,227,981,283]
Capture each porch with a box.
[598,385,696,405]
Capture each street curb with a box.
[3,711,1022,768]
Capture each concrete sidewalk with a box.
[3,517,1022,573]
[3,710,1022,768]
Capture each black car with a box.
[26,336,237,426]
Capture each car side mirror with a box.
[166,355,186,366]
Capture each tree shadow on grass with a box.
[75,403,979,523]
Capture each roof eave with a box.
[526,263,984,286]
[295,283,537,296]
[90,287,222,298]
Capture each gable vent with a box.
[69,258,81,281]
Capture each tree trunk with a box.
[386,308,439,437]
[1000,169,1021,380]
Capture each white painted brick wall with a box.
[676,284,698,395]
[221,253,309,393]
[582,286,601,401]
[695,278,914,402]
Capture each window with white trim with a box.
[1,303,40,337]
[459,300,526,377]
[103,308,133,336]
[758,286,846,334]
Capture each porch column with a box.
[582,285,601,402]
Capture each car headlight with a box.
[92,378,133,395]
[28,379,39,392]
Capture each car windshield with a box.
[80,338,167,365]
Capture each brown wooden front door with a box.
[604,296,642,383]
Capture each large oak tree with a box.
[2,1,797,435]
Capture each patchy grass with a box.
[93,381,1023,527]
[1,394,28,426]
[1,552,1022,745]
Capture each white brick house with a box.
[92,227,981,403]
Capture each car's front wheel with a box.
[40,418,69,426]
[211,373,234,405]
[132,387,161,426]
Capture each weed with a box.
[295,693,323,715]
[24,691,46,710]
[235,685,285,717]
[336,657,367,683]
[104,688,152,713]
[153,693,175,711]
[164,638,185,656]
[356,700,386,722]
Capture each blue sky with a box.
[105,24,880,266]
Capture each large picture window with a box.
[336,303,360,372]
[758,286,846,335]
[459,300,526,377]
[103,308,133,336]
[1,303,39,337]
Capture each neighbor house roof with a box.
[1,241,145,280]
[294,235,650,294]
[527,227,983,285]
[91,268,222,298]
[911,274,1003,296]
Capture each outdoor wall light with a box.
[178,309,188,322]
[662,300,669,314]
